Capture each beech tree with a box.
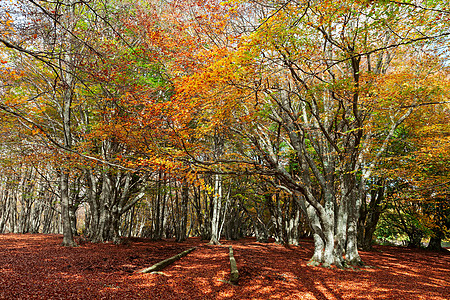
[0,0,145,244]
[180,0,450,267]
[376,99,450,249]
[0,110,62,234]
[1,0,449,267]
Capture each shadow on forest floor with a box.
[0,234,449,299]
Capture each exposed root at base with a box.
[307,260,321,267]
[307,259,368,271]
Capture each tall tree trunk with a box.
[176,180,189,242]
[358,179,385,250]
[61,171,75,246]
[209,174,222,245]
[60,77,75,246]
[346,190,363,265]
[287,203,300,246]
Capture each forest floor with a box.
[0,234,449,299]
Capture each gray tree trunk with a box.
[60,73,76,246]
[209,174,222,245]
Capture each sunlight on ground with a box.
[429,278,450,286]
[313,282,339,300]
[1,235,449,299]
[218,289,235,298]
[194,277,213,293]
[393,270,421,277]
[213,270,228,285]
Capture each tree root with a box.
[307,258,368,271]
[307,260,321,267]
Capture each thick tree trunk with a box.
[321,215,337,268]
[346,193,363,265]
[407,231,423,248]
[297,190,363,268]
[427,236,443,251]
[334,191,348,266]
[297,198,324,265]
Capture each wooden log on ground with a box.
[229,246,239,284]
[137,247,196,273]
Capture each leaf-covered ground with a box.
[0,234,448,299]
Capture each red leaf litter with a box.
[0,234,448,299]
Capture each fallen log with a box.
[137,247,197,273]
[229,246,239,284]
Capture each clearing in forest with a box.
[0,234,448,299]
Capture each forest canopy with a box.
[0,0,449,268]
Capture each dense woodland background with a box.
[0,0,449,268]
